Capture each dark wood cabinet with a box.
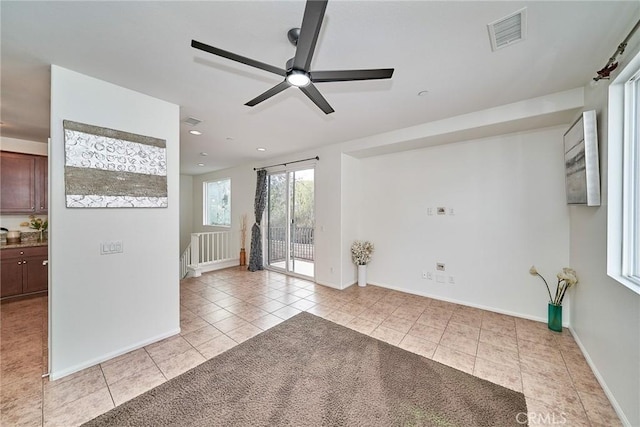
[0,151,48,214]
[0,246,48,298]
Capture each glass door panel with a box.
[266,168,314,278]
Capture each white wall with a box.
[179,174,193,252]
[340,153,361,287]
[358,127,571,321]
[568,50,640,425]
[49,66,180,379]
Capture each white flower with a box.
[351,240,374,265]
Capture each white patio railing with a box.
[181,231,239,278]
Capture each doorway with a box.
[266,168,315,278]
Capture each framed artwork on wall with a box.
[63,120,167,208]
[563,110,601,206]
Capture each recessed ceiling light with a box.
[417,90,429,96]
[189,130,202,135]
[257,147,267,152]
[197,163,205,167]
[200,152,208,156]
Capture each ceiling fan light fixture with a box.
[286,71,311,87]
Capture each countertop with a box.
[1,241,48,250]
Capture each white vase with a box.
[358,265,367,287]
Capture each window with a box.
[607,50,640,294]
[622,69,640,283]
[204,178,231,227]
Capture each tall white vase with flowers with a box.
[351,241,374,287]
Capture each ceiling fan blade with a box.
[292,0,328,71]
[299,83,334,114]
[245,81,290,107]
[192,40,286,77]
[310,68,395,83]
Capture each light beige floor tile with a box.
[180,316,211,334]
[347,317,379,335]
[100,348,157,385]
[201,308,235,324]
[155,348,206,380]
[578,390,623,426]
[439,330,478,356]
[107,364,167,406]
[213,315,251,333]
[444,321,480,340]
[1,390,42,427]
[406,322,444,344]
[379,315,415,334]
[144,335,193,364]
[271,306,302,320]
[182,324,224,347]
[251,313,285,330]
[398,335,437,359]
[432,345,475,374]
[476,341,519,369]
[525,396,590,427]
[44,386,113,427]
[288,298,316,311]
[370,325,405,346]
[473,357,522,392]
[226,323,263,343]
[43,366,107,411]
[194,334,238,360]
[479,328,518,352]
[324,310,356,326]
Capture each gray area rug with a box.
[83,312,527,426]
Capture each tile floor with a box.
[1,267,622,426]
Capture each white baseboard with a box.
[568,327,632,427]
[191,259,240,277]
[49,327,180,381]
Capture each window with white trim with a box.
[203,178,231,227]
[608,49,640,294]
[622,69,640,284]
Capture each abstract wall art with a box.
[63,120,167,208]
[563,110,601,206]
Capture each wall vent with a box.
[487,8,527,51]
[183,116,202,126]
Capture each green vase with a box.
[548,303,562,332]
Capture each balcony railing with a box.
[268,226,314,262]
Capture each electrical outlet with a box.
[436,262,445,271]
[427,207,433,216]
[448,276,455,284]
[427,272,433,280]
[448,208,455,216]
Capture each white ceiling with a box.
[1,1,638,175]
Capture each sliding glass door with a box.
[266,168,314,278]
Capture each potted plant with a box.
[351,240,374,287]
[529,265,578,332]
[239,214,248,266]
[20,215,48,242]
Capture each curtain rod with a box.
[253,156,319,171]
[594,18,640,81]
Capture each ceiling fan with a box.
[191,0,394,114]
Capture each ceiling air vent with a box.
[487,8,527,51]
[183,116,202,126]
